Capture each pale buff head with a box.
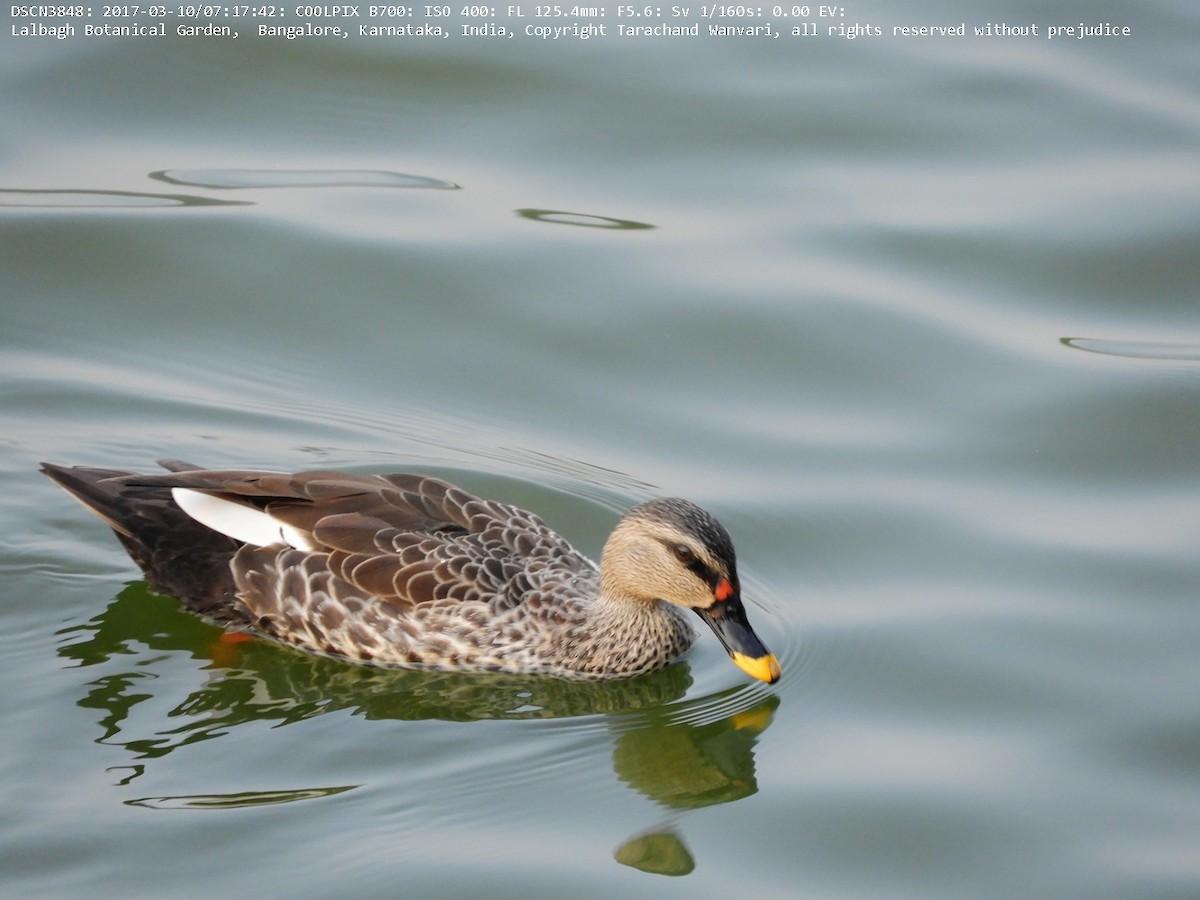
[597,497,737,609]
[598,497,780,684]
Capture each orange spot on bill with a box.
[714,578,734,601]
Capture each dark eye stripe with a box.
[662,539,720,589]
[688,558,720,589]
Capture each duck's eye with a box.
[672,544,695,564]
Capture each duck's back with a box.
[42,462,608,672]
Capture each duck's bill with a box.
[730,650,782,684]
[697,598,781,684]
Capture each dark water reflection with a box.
[149,168,461,191]
[58,584,699,731]
[514,208,656,230]
[124,785,359,810]
[610,694,778,875]
[59,583,777,874]
[0,188,248,208]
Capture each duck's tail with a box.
[41,461,241,619]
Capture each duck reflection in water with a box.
[59,583,779,874]
[611,696,779,876]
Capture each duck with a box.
[41,460,781,684]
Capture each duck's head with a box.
[599,498,781,684]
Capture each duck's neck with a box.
[576,587,695,677]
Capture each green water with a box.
[3,3,1198,896]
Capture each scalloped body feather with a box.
[41,460,780,683]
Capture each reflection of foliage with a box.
[56,583,696,762]
[126,786,358,810]
[609,695,777,876]
[58,582,220,667]
[57,579,780,875]
[613,694,779,809]
[614,830,695,876]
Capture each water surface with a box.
[3,3,1198,897]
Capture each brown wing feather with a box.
[130,468,595,618]
[51,468,604,667]
[43,462,695,676]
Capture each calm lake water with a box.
[3,1,1198,896]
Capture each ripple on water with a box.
[1061,337,1200,361]
[514,208,655,230]
[150,168,460,190]
[0,189,246,208]
[125,786,358,810]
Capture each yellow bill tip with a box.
[731,652,782,684]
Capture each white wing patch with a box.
[171,488,316,550]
